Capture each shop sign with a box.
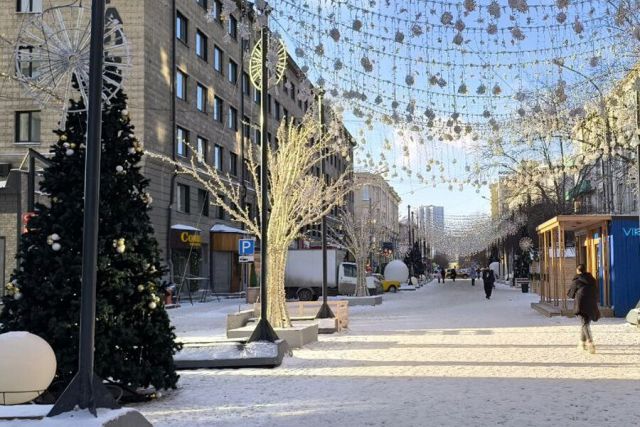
[171,229,202,248]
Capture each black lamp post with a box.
[316,88,335,319]
[249,3,278,342]
[49,0,119,417]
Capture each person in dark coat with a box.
[440,267,446,283]
[481,267,495,299]
[450,268,457,282]
[567,264,601,354]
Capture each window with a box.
[214,46,223,73]
[242,72,250,96]
[195,30,207,60]
[283,108,288,120]
[228,15,238,39]
[213,96,223,122]
[196,0,207,9]
[243,116,250,138]
[212,0,222,23]
[216,195,225,219]
[214,144,223,170]
[228,60,238,84]
[196,83,207,112]
[254,129,261,145]
[176,11,188,43]
[16,0,41,12]
[229,152,238,176]
[17,46,36,77]
[176,126,189,157]
[291,83,296,100]
[177,184,190,213]
[228,106,238,131]
[253,88,261,105]
[246,203,253,220]
[343,264,357,278]
[196,136,208,163]
[197,189,209,217]
[362,185,370,201]
[176,69,187,100]
[274,101,281,120]
[15,111,40,143]
[283,76,288,94]
[267,94,272,114]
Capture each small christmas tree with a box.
[0,88,181,393]
[403,242,425,278]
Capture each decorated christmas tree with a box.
[0,88,181,393]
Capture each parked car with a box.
[446,268,469,279]
[373,273,401,293]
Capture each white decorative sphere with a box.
[148,302,157,310]
[65,149,74,156]
[384,260,409,282]
[115,165,124,173]
[0,332,57,405]
[116,245,126,254]
[50,234,60,241]
[51,242,61,251]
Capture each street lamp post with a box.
[249,3,278,343]
[316,89,334,319]
[49,0,119,417]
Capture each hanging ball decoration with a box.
[519,237,534,251]
[51,242,61,252]
[440,11,453,26]
[352,19,363,31]
[60,134,67,142]
[137,284,145,292]
[329,28,340,42]
[395,31,405,43]
[453,32,464,45]
[487,24,498,35]
[115,165,124,174]
[464,0,477,13]
[360,57,373,72]
[488,1,501,18]
[0,332,57,405]
[405,74,415,86]
[65,149,75,156]
[148,301,157,310]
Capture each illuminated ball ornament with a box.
[148,301,157,310]
[384,260,409,283]
[0,332,57,405]
[113,237,126,254]
[51,242,61,252]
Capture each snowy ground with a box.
[11,281,637,427]
[132,280,640,426]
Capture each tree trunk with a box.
[355,256,369,297]
[266,246,291,328]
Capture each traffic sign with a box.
[238,239,255,256]
[239,255,254,263]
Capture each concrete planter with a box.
[246,287,259,304]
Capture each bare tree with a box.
[151,114,353,328]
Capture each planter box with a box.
[227,322,318,348]
[339,295,383,306]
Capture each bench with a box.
[254,300,349,331]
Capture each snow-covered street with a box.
[136,280,640,427]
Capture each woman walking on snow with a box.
[567,264,601,354]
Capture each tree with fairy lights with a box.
[0,88,181,394]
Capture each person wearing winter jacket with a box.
[481,267,495,299]
[567,264,601,354]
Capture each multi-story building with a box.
[352,172,400,269]
[415,204,444,258]
[0,0,352,296]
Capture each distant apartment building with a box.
[0,0,353,295]
[352,172,400,268]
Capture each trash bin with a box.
[521,281,529,293]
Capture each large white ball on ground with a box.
[384,260,409,282]
[0,332,57,405]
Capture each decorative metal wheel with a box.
[249,33,287,90]
[15,5,130,126]
[519,237,534,251]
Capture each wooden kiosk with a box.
[534,215,615,317]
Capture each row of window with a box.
[176,126,238,174]
[176,181,256,221]
[177,5,238,47]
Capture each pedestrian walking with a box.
[567,264,601,354]
[440,267,446,283]
[450,268,457,282]
[470,267,477,286]
[482,267,495,299]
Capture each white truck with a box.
[284,249,381,301]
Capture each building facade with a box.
[352,172,400,269]
[0,0,352,296]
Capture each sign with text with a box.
[238,239,255,263]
